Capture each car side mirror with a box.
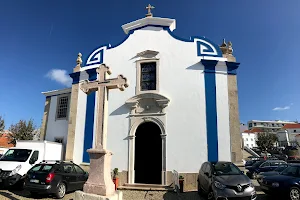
[241,171,245,174]
[29,157,37,165]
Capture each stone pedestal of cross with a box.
[80,64,128,196]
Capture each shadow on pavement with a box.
[163,191,274,200]
[163,191,203,200]
[0,191,20,200]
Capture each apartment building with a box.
[247,120,297,132]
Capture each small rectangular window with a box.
[56,96,69,119]
[140,62,156,91]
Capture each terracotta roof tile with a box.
[0,133,14,148]
[243,128,263,133]
[282,124,300,129]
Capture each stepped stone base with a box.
[75,190,123,200]
[119,183,173,191]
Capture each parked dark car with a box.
[245,160,258,167]
[273,154,288,161]
[24,161,88,199]
[198,161,256,200]
[260,165,300,200]
[246,160,287,179]
[257,164,289,183]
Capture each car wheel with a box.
[197,180,202,195]
[207,189,214,200]
[55,182,66,199]
[290,187,300,200]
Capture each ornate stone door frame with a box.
[125,93,170,185]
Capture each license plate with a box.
[30,179,39,183]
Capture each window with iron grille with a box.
[140,62,156,91]
[56,96,69,119]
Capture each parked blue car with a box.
[257,164,289,183]
[260,165,300,200]
[246,160,287,179]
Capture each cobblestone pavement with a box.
[0,181,268,200]
[0,189,74,200]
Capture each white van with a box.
[0,140,62,187]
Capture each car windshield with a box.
[0,149,32,162]
[213,162,241,176]
[252,161,264,168]
[280,166,300,177]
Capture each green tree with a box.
[256,132,278,151]
[7,119,36,145]
[0,116,4,132]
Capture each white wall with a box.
[76,26,231,172]
[45,96,69,146]
[241,133,257,148]
[287,128,300,135]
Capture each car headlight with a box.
[214,181,226,190]
[272,182,279,187]
[9,165,22,176]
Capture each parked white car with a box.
[0,140,62,187]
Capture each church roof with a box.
[122,16,176,34]
[42,88,71,97]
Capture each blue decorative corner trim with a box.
[69,72,81,84]
[165,27,222,57]
[85,48,105,67]
[226,61,240,75]
[202,60,219,162]
[86,68,97,81]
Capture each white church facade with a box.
[40,13,242,186]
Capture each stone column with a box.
[220,39,243,163]
[65,82,80,161]
[40,97,51,140]
[227,73,243,163]
[161,134,167,185]
[128,135,135,184]
[65,59,81,161]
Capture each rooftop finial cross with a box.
[146,4,155,17]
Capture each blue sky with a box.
[0,0,299,128]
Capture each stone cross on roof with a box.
[146,4,155,17]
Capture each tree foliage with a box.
[256,132,278,151]
[0,116,4,132]
[7,119,36,145]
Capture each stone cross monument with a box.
[80,64,128,197]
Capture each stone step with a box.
[119,183,174,191]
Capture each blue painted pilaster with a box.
[202,60,219,162]
[82,68,97,163]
